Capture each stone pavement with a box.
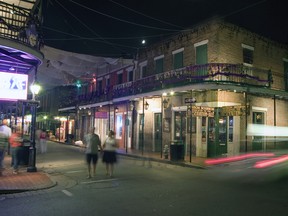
[0,155,56,194]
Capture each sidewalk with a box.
[117,148,207,169]
[0,155,56,194]
[0,142,207,194]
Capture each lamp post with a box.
[27,82,41,172]
[185,91,196,163]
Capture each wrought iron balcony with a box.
[71,63,272,108]
[0,1,40,46]
[0,1,42,74]
[112,63,272,98]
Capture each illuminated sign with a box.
[0,72,28,100]
[95,112,108,119]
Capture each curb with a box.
[0,172,57,195]
[117,152,206,169]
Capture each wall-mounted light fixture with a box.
[144,101,149,110]
[130,101,134,111]
[162,98,169,109]
[115,106,119,113]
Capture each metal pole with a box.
[161,96,163,158]
[189,90,193,163]
[108,103,111,130]
[245,92,248,152]
[125,101,128,153]
[142,97,145,156]
[131,101,135,150]
[27,102,37,172]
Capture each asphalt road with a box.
[0,141,288,216]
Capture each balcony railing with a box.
[0,1,40,48]
[72,63,272,107]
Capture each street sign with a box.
[185,98,196,103]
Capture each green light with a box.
[76,80,82,88]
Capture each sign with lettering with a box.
[0,72,28,100]
[187,106,214,117]
[95,112,108,119]
[220,105,247,116]
[185,98,196,103]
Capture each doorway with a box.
[252,111,265,151]
[154,113,162,152]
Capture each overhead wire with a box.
[44,0,269,56]
[69,0,180,32]
[108,0,185,29]
[54,0,130,54]
[43,26,139,49]
[43,25,175,41]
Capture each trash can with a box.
[19,140,30,165]
[65,134,74,144]
[170,140,184,161]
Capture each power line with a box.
[43,25,175,41]
[55,0,127,54]
[109,0,184,29]
[69,0,180,32]
[42,26,139,49]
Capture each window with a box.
[97,79,102,93]
[228,116,233,142]
[194,40,208,76]
[195,41,208,65]
[116,114,123,139]
[139,61,147,79]
[105,76,110,87]
[242,44,254,65]
[128,70,133,82]
[117,72,123,84]
[172,48,184,69]
[154,55,164,74]
[284,59,288,91]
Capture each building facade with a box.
[60,18,288,160]
[0,0,43,130]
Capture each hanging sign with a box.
[0,72,28,100]
[220,105,247,116]
[185,97,196,103]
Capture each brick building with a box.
[60,18,288,160]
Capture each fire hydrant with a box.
[163,144,169,159]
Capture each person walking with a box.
[84,127,102,179]
[102,130,118,177]
[0,119,12,176]
[39,129,47,153]
[9,127,23,174]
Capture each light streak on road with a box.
[205,153,275,165]
[253,155,288,168]
[247,124,288,137]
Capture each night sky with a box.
[42,0,288,58]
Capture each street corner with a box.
[0,169,56,194]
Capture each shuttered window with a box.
[284,60,288,91]
[195,41,208,76]
[155,57,164,74]
[173,51,183,69]
[196,44,208,65]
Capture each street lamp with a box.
[30,81,41,100]
[27,82,41,172]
